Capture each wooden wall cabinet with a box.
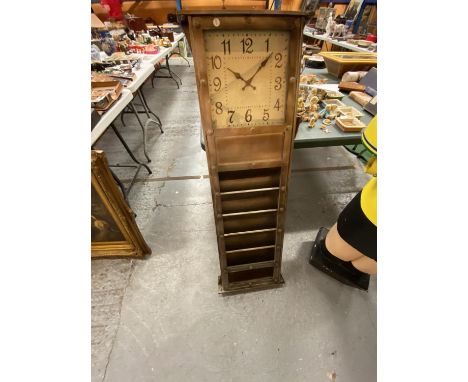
[182,10,305,293]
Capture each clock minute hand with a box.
[227,67,256,90]
[242,52,273,91]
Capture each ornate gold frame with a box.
[91,150,151,259]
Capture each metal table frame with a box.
[120,88,164,162]
[92,90,152,201]
[119,63,165,161]
[151,34,189,88]
[107,122,152,200]
[152,56,182,88]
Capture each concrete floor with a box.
[92,65,376,382]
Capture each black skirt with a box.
[337,191,377,261]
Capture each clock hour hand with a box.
[242,52,273,90]
[227,67,256,90]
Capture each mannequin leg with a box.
[352,256,377,275]
[309,224,374,290]
[325,223,364,262]
[325,223,377,275]
[309,190,376,289]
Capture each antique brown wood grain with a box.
[182,11,306,292]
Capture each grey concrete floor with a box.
[92,65,376,382]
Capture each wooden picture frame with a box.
[91,150,151,259]
[344,0,364,21]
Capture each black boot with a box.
[309,227,370,291]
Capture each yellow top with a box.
[360,116,377,226]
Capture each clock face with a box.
[203,30,290,128]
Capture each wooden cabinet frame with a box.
[181,11,305,293]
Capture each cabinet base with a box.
[218,274,285,294]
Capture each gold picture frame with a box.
[91,150,151,258]
[344,0,364,21]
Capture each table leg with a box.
[109,167,129,203]
[120,109,127,126]
[137,90,151,120]
[151,63,161,88]
[151,57,180,88]
[111,123,151,172]
[128,100,152,163]
[109,163,143,201]
[139,89,164,133]
[110,123,152,198]
[173,41,190,67]
[137,89,163,134]
[166,56,182,85]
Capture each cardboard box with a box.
[91,80,123,111]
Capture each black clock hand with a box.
[227,67,256,90]
[242,52,273,90]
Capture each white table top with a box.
[136,32,185,66]
[125,33,185,92]
[303,31,374,53]
[125,64,154,93]
[120,33,186,93]
[91,33,186,145]
[91,89,133,146]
